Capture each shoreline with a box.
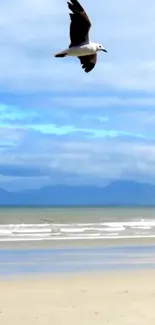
[0,236,155,249]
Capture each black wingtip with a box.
[67,0,84,12]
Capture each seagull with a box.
[54,0,107,73]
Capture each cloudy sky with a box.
[0,0,155,190]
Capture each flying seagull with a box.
[54,0,107,73]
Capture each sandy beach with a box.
[1,206,155,325]
[0,270,155,324]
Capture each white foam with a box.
[0,220,155,242]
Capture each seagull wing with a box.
[67,0,91,47]
[78,54,97,73]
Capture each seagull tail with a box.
[54,51,68,58]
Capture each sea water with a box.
[0,207,155,242]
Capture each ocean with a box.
[0,207,155,242]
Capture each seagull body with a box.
[58,42,99,57]
[54,0,107,73]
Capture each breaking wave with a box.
[0,220,155,242]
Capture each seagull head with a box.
[97,44,107,53]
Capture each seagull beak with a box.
[102,49,107,53]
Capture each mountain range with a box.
[0,180,155,206]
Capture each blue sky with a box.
[0,0,155,190]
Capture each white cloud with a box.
[1,130,155,188]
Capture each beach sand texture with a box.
[0,271,155,325]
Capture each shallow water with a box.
[0,245,155,276]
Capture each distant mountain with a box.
[0,180,155,206]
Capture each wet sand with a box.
[0,236,155,250]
